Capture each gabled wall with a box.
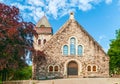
[33,15,109,79]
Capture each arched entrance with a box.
[67,61,78,76]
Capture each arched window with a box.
[78,45,83,56]
[87,66,91,71]
[70,37,76,55]
[38,39,41,45]
[49,66,53,72]
[54,66,59,72]
[93,66,96,71]
[63,45,68,55]
[43,39,46,44]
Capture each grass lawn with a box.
[0,80,2,84]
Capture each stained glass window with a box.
[70,37,76,55]
[78,45,83,56]
[63,45,68,55]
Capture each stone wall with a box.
[33,19,109,79]
[33,34,52,50]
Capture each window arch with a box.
[70,37,76,55]
[63,45,68,55]
[38,39,41,45]
[78,45,83,56]
[43,39,46,44]
[93,66,96,71]
[87,66,91,71]
[54,66,59,72]
[49,66,53,72]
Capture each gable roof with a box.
[43,15,108,56]
[36,16,51,27]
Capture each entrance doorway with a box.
[67,61,78,76]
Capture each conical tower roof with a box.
[36,16,51,27]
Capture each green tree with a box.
[0,3,37,81]
[108,29,120,74]
[13,66,32,80]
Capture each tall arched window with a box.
[38,39,41,45]
[78,45,83,56]
[63,45,68,55]
[49,66,53,72]
[93,66,96,71]
[87,66,91,71]
[43,39,46,44]
[70,37,76,55]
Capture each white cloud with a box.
[105,0,112,4]
[11,3,31,10]
[7,0,113,23]
[0,0,3,2]
[28,0,44,7]
[30,8,44,22]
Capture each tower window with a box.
[38,39,41,45]
[40,25,45,27]
[43,39,46,44]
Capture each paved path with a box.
[37,78,120,84]
[3,78,120,84]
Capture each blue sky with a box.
[0,0,120,52]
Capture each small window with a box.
[93,66,96,71]
[38,39,41,45]
[43,39,46,44]
[54,66,59,72]
[49,66,53,72]
[87,66,91,71]
[78,45,83,56]
[63,45,68,55]
[40,25,45,27]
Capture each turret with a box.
[33,15,53,50]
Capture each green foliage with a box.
[12,66,32,80]
[0,76,1,81]
[0,3,37,81]
[108,29,120,74]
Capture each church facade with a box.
[32,13,109,79]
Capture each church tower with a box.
[33,15,53,50]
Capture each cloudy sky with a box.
[0,0,120,52]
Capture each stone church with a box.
[32,13,109,79]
